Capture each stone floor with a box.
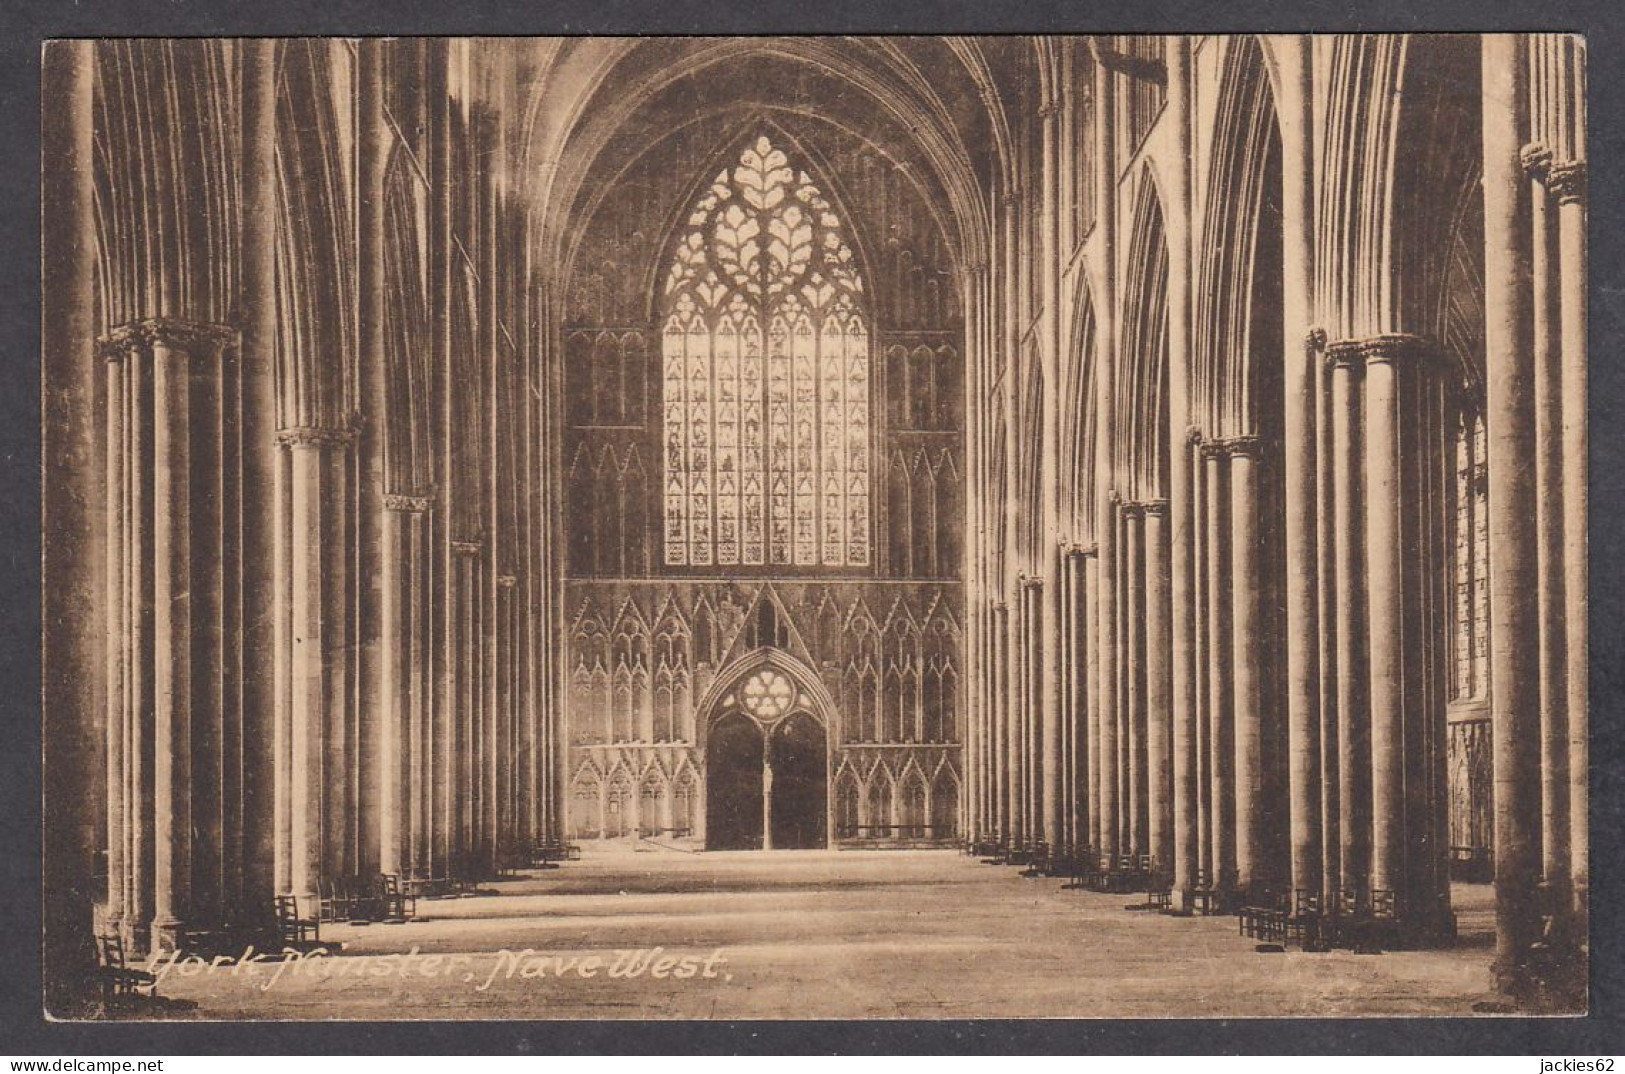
[149,845,1503,1020]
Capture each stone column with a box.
[1125,506,1145,859]
[1228,437,1266,890]
[380,495,432,876]
[98,321,233,952]
[994,602,1011,842]
[357,37,389,882]
[104,343,128,939]
[151,333,193,951]
[1550,156,1587,920]
[1327,341,1369,897]
[42,37,99,1007]
[1482,33,1543,994]
[1190,432,1211,885]
[1314,332,1341,903]
[239,38,280,919]
[1525,144,1569,921]
[1083,550,1101,856]
[1092,53,1121,867]
[1144,501,1173,876]
[1363,339,1406,901]
[1278,36,1324,903]
[1039,91,1065,854]
[283,429,337,916]
[1163,35,1198,900]
[1203,448,1234,889]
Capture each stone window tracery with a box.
[662,135,872,569]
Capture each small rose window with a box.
[741,669,795,719]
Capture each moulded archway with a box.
[699,651,835,850]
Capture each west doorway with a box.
[702,660,831,851]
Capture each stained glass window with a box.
[661,136,871,568]
[1452,411,1490,702]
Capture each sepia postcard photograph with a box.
[34,28,1600,1034]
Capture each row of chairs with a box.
[1238,887,1400,951]
[532,838,582,866]
[318,874,418,923]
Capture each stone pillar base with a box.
[152,918,187,953]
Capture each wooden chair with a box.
[1188,869,1219,916]
[379,873,416,922]
[1284,889,1324,946]
[1363,889,1399,951]
[1324,887,1364,948]
[1237,882,1287,941]
[97,933,156,1004]
[274,893,320,946]
[1020,841,1052,877]
[1146,871,1175,912]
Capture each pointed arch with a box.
[1195,34,1284,440]
[658,131,874,570]
[1118,168,1170,500]
[1065,282,1099,536]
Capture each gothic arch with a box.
[1196,34,1284,440]
[693,647,840,746]
[1064,283,1099,536]
[1117,167,1170,500]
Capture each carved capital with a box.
[497,575,518,589]
[1076,544,1099,558]
[1224,435,1265,459]
[1325,339,1365,370]
[451,538,483,557]
[277,425,355,448]
[1038,99,1061,119]
[1548,159,1587,204]
[1360,332,1430,367]
[1121,501,1145,519]
[1305,326,1328,352]
[383,492,436,513]
[1186,425,1205,446]
[1140,498,1168,517]
[98,317,236,361]
[1520,142,1553,181]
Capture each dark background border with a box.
[3,0,1621,1055]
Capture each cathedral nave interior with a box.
[40,33,1588,1017]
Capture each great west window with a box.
[660,135,872,569]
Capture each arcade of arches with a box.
[41,34,1588,1014]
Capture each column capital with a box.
[1038,99,1061,119]
[1223,435,1265,459]
[497,575,518,589]
[277,425,355,448]
[1305,326,1328,352]
[1325,338,1365,369]
[1520,142,1553,181]
[1121,501,1145,519]
[1140,498,1168,517]
[1548,159,1587,204]
[1360,332,1431,367]
[98,317,236,361]
[1198,438,1228,460]
[1022,574,1044,590]
[451,538,484,556]
[1186,425,1205,446]
[383,491,437,513]
[1000,190,1020,208]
